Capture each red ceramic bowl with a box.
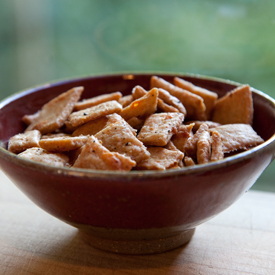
[0,73,275,254]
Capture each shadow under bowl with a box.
[0,73,275,254]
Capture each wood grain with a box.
[1,170,275,275]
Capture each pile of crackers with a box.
[7,76,264,171]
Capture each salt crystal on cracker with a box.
[135,147,184,170]
[69,100,122,127]
[174,77,217,119]
[212,85,253,125]
[150,76,206,120]
[8,130,41,154]
[73,136,136,171]
[137,112,185,146]
[209,124,264,153]
[18,147,69,167]
[74,91,122,111]
[26,87,83,134]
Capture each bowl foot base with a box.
[79,227,195,255]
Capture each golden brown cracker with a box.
[212,85,253,125]
[209,124,264,153]
[69,100,122,127]
[120,88,158,121]
[95,121,150,163]
[157,88,186,115]
[135,147,184,170]
[39,135,89,152]
[138,112,184,146]
[18,147,69,167]
[174,77,217,119]
[197,131,211,164]
[74,91,122,111]
[171,123,194,153]
[210,130,224,161]
[150,76,206,120]
[73,135,136,171]
[8,130,42,154]
[72,117,108,136]
[26,86,83,134]
[119,94,134,107]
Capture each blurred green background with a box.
[0,0,274,191]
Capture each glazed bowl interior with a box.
[0,73,275,254]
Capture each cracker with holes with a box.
[120,88,158,121]
[137,112,184,146]
[135,147,184,170]
[18,147,69,167]
[8,130,42,154]
[209,124,264,153]
[174,77,218,119]
[212,85,253,125]
[74,91,122,111]
[150,76,206,120]
[39,135,89,152]
[95,121,150,163]
[25,87,83,134]
[69,100,122,127]
[73,136,136,171]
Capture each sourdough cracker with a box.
[95,121,150,163]
[212,85,253,125]
[72,117,109,136]
[209,124,264,153]
[197,131,211,164]
[69,100,122,127]
[120,88,158,121]
[18,147,69,167]
[135,147,184,170]
[74,91,122,111]
[138,112,185,146]
[73,136,136,171]
[39,135,89,152]
[174,77,217,119]
[8,130,41,154]
[26,86,83,134]
[150,76,206,120]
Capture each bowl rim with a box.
[0,72,275,180]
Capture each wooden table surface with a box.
[1,170,275,275]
